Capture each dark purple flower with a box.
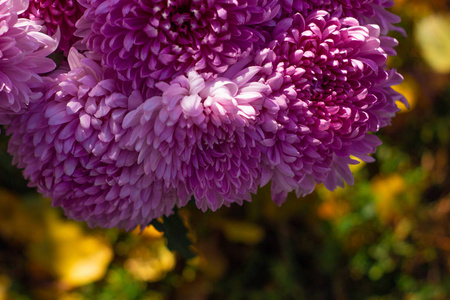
[0,0,57,120]
[120,67,268,211]
[254,11,407,203]
[75,0,280,89]
[7,49,177,230]
[281,0,405,35]
[20,0,86,53]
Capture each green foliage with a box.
[150,208,196,260]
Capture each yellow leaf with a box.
[221,220,265,245]
[348,155,366,173]
[371,174,406,223]
[415,14,450,73]
[54,234,113,286]
[28,211,113,287]
[392,74,419,113]
[394,217,413,240]
[58,293,85,300]
[131,225,164,239]
[124,239,175,282]
[0,275,11,300]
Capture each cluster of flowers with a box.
[1,0,407,230]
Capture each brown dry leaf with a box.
[196,240,227,280]
[175,276,211,300]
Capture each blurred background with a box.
[1,0,449,299]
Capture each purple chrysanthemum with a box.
[0,0,57,119]
[5,1,407,230]
[120,68,268,211]
[20,0,86,53]
[254,11,407,203]
[281,0,405,35]
[75,0,280,89]
[7,49,177,230]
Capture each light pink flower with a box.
[7,50,177,230]
[0,0,57,120]
[121,68,269,211]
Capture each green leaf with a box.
[150,209,195,260]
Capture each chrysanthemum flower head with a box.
[255,11,407,203]
[121,67,268,211]
[7,49,177,230]
[20,0,86,53]
[0,0,57,120]
[6,0,407,230]
[281,0,405,35]
[75,0,280,88]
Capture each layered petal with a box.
[281,0,405,35]
[254,11,406,203]
[75,0,280,88]
[0,0,57,120]
[20,0,86,52]
[121,68,268,211]
[6,50,176,230]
